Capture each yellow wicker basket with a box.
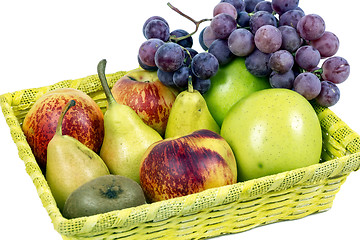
[0,69,359,240]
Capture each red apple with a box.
[139,129,237,202]
[111,69,178,136]
[22,88,104,171]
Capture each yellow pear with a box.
[97,59,162,184]
[165,78,220,138]
[46,100,110,211]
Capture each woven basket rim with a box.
[1,69,360,238]
[54,151,360,236]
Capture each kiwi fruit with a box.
[63,175,146,219]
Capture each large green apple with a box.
[221,89,322,181]
[204,57,270,126]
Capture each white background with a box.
[1,0,359,239]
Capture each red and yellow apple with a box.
[111,69,178,136]
[139,129,237,202]
[22,88,104,171]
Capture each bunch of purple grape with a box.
[138,16,219,94]
[138,0,351,107]
[200,0,350,107]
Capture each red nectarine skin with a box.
[22,89,104,171]
[140,130,236,202]
[112,77,177,135]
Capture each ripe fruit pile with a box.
[140,0,350,107]
[20,0,353,220]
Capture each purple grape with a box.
[293,72,321,100]
[185,48,198,58]
[294,6,305,13]
[221,0,246,12]
[297,14,326,41]
[237,11,250,27]
[144,19,170,42]
[254,25,282,53]
[245,49,271,77]
[295,46,321,71]
[208,39,235,66]
[245,0,263,12]
[138,39,164,67]
[170,29,193,48]
[228,28,255,56]
[173,66,192,88]
[254,1,273,13]
[213,2,238,19]
[279,9,305,28]
[269,50,294,73]
[138,55,158,71]
[191,52,219,80]
[272,0,299,15]
[315,81,340,107]
[310,31,339,58]
[142,16,169,38]
[269,70,295,89]
[278,25,303,53]
[321,57,350,84]
[183,48,198,66]
[155,42,185,72]
[210,13,237,39]
[157,69,175,87]
[199,27,209,51]
[203,26,218,49]
[193,77,212,94]
[249,11,277,34]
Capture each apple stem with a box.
[56,100,76,136]
[167,2,212,42]
[188,75,194,93]
[97,59,116,106]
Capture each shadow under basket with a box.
[1,69,359,240]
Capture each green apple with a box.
[204,57,270,126]
[221,88,322,181]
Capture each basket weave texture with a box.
[1,70,360,240]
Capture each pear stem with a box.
[188,75,194,93]
[56,100,76,136]
[97,59,116,106]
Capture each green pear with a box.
[97,59,162,184]
[165,78,220,139]
[46,100,110,211]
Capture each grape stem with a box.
[312,68,323,79]
[183,48,193,62]
[167,2,212,42]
